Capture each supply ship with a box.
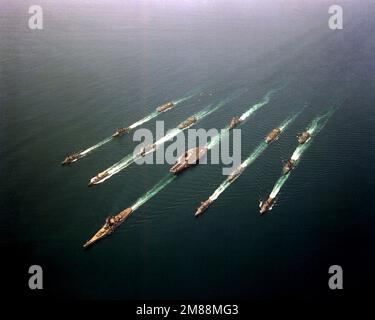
[265,128,282,143]
[297,131,311,144]
[156,101,174,112]
[178,116,197,129]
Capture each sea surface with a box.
[1,0,374,299]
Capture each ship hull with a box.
[88,171,110,186]
[259,197,274,214]
[170,146,207,174]
[282,160,296,175]
[195,199,213,216]
[265,128,282,144]
[297,132,311,144]
[61,154,83,165]
[83,208,133,248]
[178,117,197,130]
[112,128,130,138]
[156,102,174,112]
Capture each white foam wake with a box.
[131,175,176,211]
[270,107,336,199]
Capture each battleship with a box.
[83,207,133,248]
[178,116,197,129]
[170,146,207,174]
[61,152,83,165]
[282,159,296,175]
[297,131,311,144]
[259,197,274,214]
[195,199,213,217]
[112,127,130,138]
[227,165,244,182]
[156,101,174,112]
[229,116,241,130]
[265,128,282,143]
[88,170,110,186]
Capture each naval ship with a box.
[112,127,130,137]
[156,101,174,112]
[259,197,274,214]
[170,146,207,174]
[227,165,244,182]
[83,207,133,248]
[195,199,213,217]
[178,116,197,129]
[282,159,296,175]
[61,152,83,165]
[229,116,241,130]
[88,170,110,186]
[137,144,156,157]
[265,128,282,143]
[297,131,311,144]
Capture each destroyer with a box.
[83,207,133,248]
[282,159,296,175]
[178,116,197,129]
[297,131,311,144]
[61,152,83,165]
[229,116,241,130]
[112,127,130,138]
[259,197,274,214]
[88,170,110,186]
[265,128,282,143]
[195,199,213,216]
[156,101,174,112]
[170,146,207,174]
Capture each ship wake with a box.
[62,91,198,164]
[269,107,336,201]
[131,175,176,211]
[89,93,242,185]
[201,108,303,211]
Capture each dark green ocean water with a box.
[1,0,374,299]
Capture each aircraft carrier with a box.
[170,146,207,174]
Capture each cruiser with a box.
[259,197,274,214]
[227,166,244,182]
[282,159,296,175]
[83,207,133,248]
[112,127,130,138]
[88,170,110,186]
[61,152,83,165]
[229,116,241,130]
[170,146,207,174]
[156,101,174,112]
[265,128,282,144]
[297,131,311,144]
[195,199,213,217]
[178,116,197,130]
